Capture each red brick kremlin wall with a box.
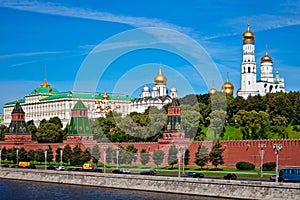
[1,139,299,168]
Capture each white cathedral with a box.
[237,22,285,98]
[131,67,178,113]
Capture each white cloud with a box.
[0,51,61,59]
[0,0,192,34]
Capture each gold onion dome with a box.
[242,23,255,44]
[208,87,217,95]
[208,81,217,95]
[154,67,167,85]
[261,46,272,63]
[102,92,109,100]
[222,76,234,95]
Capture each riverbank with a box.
[0,168,299,199]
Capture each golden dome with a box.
[222,78,234,95]
[154,67,167,85]
[101,92,109,100]
[242,23,255,44]
[261,46,272,63]
[208,87,217,95]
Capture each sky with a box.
[1,0,300,113]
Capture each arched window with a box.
[248,67,251,73]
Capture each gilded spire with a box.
[40,65,51,88]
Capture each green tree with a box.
[26,120,37,140]
[181,104,203,138]
[18,147,28,162]
[209,141,225,168]
[271,115,289,139]
[70,146,84,166]
[91,145,100,164]
[167,145,178,168]
[208,110,226,143]
[140,149,150,166]
[125,144,138,164]
[0,125,8,141]
[153,150,164,167]
[36,122,61,143]
[27,149,35,162]
[49,117,63,129]
[184,149,190,166]
[195,144,209,169]
[55,147,62,163]
[62,145,72,163]
[106,147,113,164]
[1,147,8,160]
[47,146,53,162]
[35,149,44,162]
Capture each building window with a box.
[248,67,250,73]
[248,81,250,85]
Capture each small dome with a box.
[154,67,167,85]
[143,85,150,92]
[31,79,59,94]
[242,24,255,44]
[236,88,242,95]
[170,87,177,92]
[261,48,272,63]
[208,87,217,95]
[101,92,109,100]
[222,80,234,95]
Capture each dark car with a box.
[68,168,75,171]
[186,172,204,178]
[46,165,56,170]
[27,164,36,169]
[2,164,10,168]
[74,167,83,171]
[224,173,237,180]
[112,168,130,174]
[10,165,19,168]
[140,169,157,175]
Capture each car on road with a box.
[112,168,130,174]
[56,166,65,171]
[186,172,204,178]
[46,165,56,170]
[270,175,277,181]
[140,169,157,175]
[224,173,237,180]
[2,164,10,168]
[10,165,19,168]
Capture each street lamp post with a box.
[0,146,2,169]
[103,146,107,173]
[116,147,120,169]
[258,144,266,178]
[44,146,49,170]
[182,147,186,175]
[177,145,185,178]
[273,144,282,182]
[59,146,64,167]
[15,146,19,167]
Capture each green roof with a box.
[5,98,25,105]
[68,117,92,135]
[31,87,59,94]
[41,92,134,101]
[72,100,87,110]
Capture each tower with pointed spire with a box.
[4,100,32,143]
[158,98,189,146]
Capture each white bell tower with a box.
[238,20,258,98]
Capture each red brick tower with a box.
[158,98,189,146]
[4,100,32,143]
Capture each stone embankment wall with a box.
[0,169,299,200]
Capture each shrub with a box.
[236,161,255,170]
[263,162,276,171]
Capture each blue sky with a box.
[1,0,300,113]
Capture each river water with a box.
[0,179,222,200]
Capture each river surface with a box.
[0,179,222,200]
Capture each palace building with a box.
[131,67,178,113]
[3,78,134,128]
